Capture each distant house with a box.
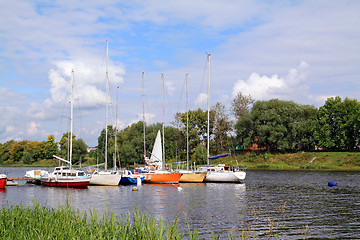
[87,146,98,153]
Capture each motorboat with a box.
[197,164,246,183]
[40,166,90,188]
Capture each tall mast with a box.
[114,86,119,170]
[207,53,211,165]
[142,72,146,160]
[105,39,109,171]
[69,69,74,168]
[161,73,165,170]
[186,73,189,170]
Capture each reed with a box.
[0,203,196,240]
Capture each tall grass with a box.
[0,203,198,240]
[0,202,292,239]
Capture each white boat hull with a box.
[204,171,246,183]
[89,172,121,186]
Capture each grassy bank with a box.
[2,151,360,171]
[217,151,360,171]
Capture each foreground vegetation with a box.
[0,203,198,240]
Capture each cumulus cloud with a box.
[195,93,208,106]
[27,122,40,135]
[232,61,310,102]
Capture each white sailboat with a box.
[141,73,182,184]
[89,40,121,186]
[41,70,91,188]
[199,54,246,183]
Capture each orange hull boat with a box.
[143,173,182,184]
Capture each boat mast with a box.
[142,72,146,160]
[105,39,109,171]
[114,86,119,170]
[186,73,189,170]
[69,69,74,168]
[162,73,165,170]
[207,53,211,165]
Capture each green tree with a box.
[211,102,232,153]
[231,92,255,119]
[236,99,317,151]
[313,96,360,150]
[0,140,16,164]
[59,132,88,165]
[45,135,58,159]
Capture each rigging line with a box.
[176,75,186,117]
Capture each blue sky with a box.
[0,0,359,146]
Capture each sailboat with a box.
[89,40,121,186]
[179,74,206,183]
[198,54,246,183]
[141,73,182,184]
[142,130,182,184]
[40,70,91,188]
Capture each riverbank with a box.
[218,151,360,171]
[2,152,360,171]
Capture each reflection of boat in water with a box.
[0,174,7,189]
[198,164,246,183]
[24,169,49,184]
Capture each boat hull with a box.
[204,171,246,183]
[120,176,145,185]
[89,173,121,186]
[179,173,206,183]
[0,176,7,189]
[41,179,90,188]
[143,173,182,184]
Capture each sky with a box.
[0,0,359,147]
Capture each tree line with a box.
[1,94,360,167]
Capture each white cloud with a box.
[195,93,208,106]
[27,122,40,135]
[232,61,311,102]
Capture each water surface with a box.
[1,167,359,239]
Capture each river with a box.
[1,167,359,239]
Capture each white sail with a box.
[144,130,163,169]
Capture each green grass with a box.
[217,151,360,171]
[0,203,197,240]
[0,202,287,240]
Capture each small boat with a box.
[120,169,145,185]
[6,179,19,186]
[40,166,90,188]
[197,164,246,183]
[24,169,49,184]
[0,174,7,189]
